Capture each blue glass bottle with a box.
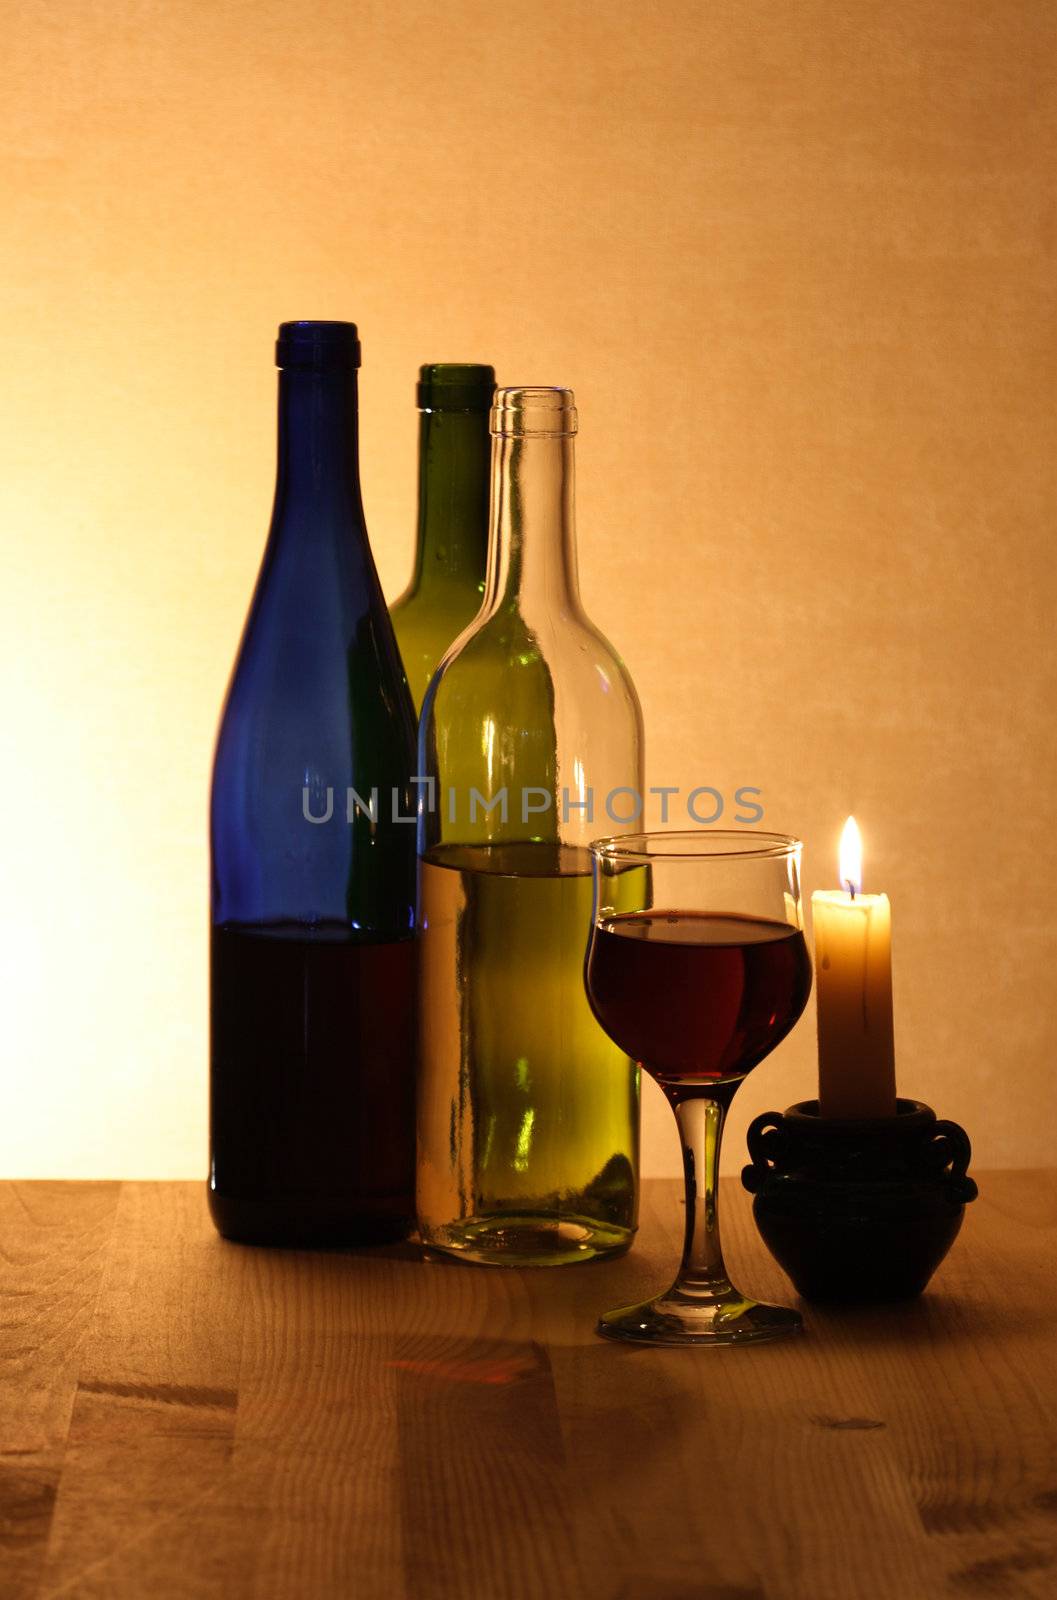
[209,321,418,1246]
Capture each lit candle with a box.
[811,817,897,1119]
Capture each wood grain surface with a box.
[1,1174,1055,1600]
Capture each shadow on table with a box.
[802,1288,1054,1349]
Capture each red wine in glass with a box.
[587,911,811,1089]
[584,829,812,1346]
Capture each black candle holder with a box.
[741,1098,977,1303]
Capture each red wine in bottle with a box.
[210,925,416,1246]
[586,912,811,1087]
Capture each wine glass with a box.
[585,831,812,1345]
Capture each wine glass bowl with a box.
[585,830,812,1345]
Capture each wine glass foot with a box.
[597,1288,802,1347]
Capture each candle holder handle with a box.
[741,1098,978,1303]
[930,1120,978,1203]
[743,1111,788,1185]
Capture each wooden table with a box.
[2,1175,1055,1600]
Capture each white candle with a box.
[811,817,897,1119]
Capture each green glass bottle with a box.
[390,363,495,713]
[416,386,645,1267]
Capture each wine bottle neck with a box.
[274,368,362,516]
[410,409,491,590]
[486,433,582,613]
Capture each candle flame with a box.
[840,815,863,897]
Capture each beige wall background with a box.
[2,0,1054,1181]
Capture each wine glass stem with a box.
[672,1092,734,1299]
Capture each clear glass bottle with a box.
[390,363,495,713]
[416,386,644,1265]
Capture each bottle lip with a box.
[416,363,496,412]
[276,321,361,370]
[491,386,578,437]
